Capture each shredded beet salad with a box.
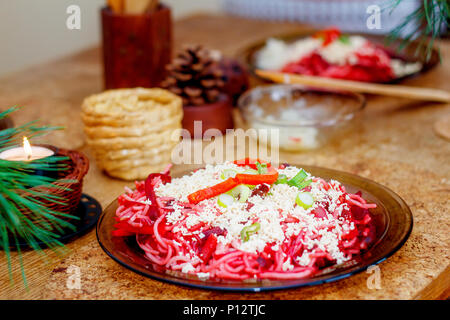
[113,159,377,280]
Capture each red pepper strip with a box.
[144,172,172,219]
[234,166,279,185]
[187,177,239,204]
[113,172,172,237]
[313,27,341,46]
[187,167,279,204]
[145,173,171,202]
[200,234,218,262]
[233,158,271,170]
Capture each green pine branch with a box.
[0,106,78,287]
[386,0,449,62]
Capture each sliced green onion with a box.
[338,34,351,45]
[275,174,288,185]
[296,192,314,210]
[297,179,312,190]
[221,169,237,180]
[238,186,251,202]
[217,194,234,208]
[229,185,251,203]
[287,169,308,188]
[255,161,267,174]
[240,222,261,242]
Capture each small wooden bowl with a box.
[18,146,89,226]
[182,94,234,138]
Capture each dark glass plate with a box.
[96,165,413,292]
[11,194,102,250]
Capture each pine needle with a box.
[386,0,449,62]
[0,106,77,286]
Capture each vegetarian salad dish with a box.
[112,159,377,281]
[256,28,422,83]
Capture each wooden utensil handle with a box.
[256,70,450,103]
[124,0,152,14]
[147,0,159,12]
[107,0,123,13]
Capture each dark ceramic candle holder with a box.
[182,94,234,139]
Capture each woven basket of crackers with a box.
[81,88,183,180]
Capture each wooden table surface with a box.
[0,14,449,300]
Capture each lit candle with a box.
[0,137,55,161]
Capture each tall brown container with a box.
[101,4,172,89]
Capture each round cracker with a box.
[99,151,172,172]
[86,127,180,150]
[93,141,178,161]
[107,163,168,180]
[82,88,182,119]
[81,101,182,127]
[82,88,183,181]
[84,113,182,139]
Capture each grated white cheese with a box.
[156,163,242,202]
[181,263,195,273]
[196,272,210,280]
[320,36,367,65]
[282,257,294,271]
[166,203,185,224]
[256,36,367,69]
[159,162,358,268]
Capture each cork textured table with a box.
[0,14,449,300]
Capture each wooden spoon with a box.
[107,0,123,13]
[256,70,450,103]
[124,0,152,14]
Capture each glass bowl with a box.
[237,84,366,151]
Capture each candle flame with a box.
[23,137,32,161]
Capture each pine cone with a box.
[161,45,225,106]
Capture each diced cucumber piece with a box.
[221,169,237,180]
[296,192,314,209]
[217,194,234,208]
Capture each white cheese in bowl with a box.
[238,85,365,151]
[251,115,320,151]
